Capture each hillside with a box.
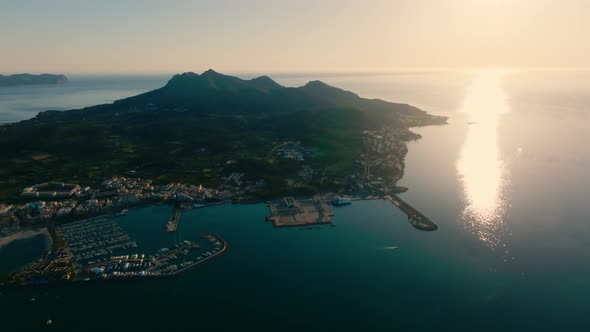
[0,70,446,199]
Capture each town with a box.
[0,127,438,286]
[0,126,424,237]
[0,177,232,235]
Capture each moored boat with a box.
[332,199,352,206]
[114,209,128,217]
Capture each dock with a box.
[165,233,228,275]
[166,204,181,232]
[58,216,137,263]
[384,194,438,231]
[266,197,334,227]
[82,234,228,280]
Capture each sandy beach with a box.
[0,228,50,249]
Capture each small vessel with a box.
[193,203,205,208]
[300,226,319,231]
[332,199,352,206]
[114,209,128,217]
[384,246,400,250]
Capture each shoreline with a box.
[0,227,50,249]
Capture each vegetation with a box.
[0,70,446,199]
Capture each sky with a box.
[1,0,589,74]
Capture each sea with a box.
[1,70,590,331]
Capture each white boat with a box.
[114,209,128,217]
[384,246,400,250]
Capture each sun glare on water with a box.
[457,70,510,248]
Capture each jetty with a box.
[82,234,228,281]
[166,204,181,232]
[165,233,228,275]
[385,194,438,231]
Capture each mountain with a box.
[164,69,280,92]
[109,69,426,119]
[31,69,438,133]
[0,74,68,87]
[0,70,446,199]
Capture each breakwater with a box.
[384,195,438,231]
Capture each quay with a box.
[266,197,334,227]
[384,194,438,231]
[166,204,181,232]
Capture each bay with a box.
[1,70,590,331]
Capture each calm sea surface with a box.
[1,71,590,331]
[0,234,50,275]
[0,75,169,123]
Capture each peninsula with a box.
[0,71,447,284]
[0,69,446,202]
[0,73,68,87]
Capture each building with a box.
[21,182,81,198]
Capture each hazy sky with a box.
[1,0,589,74]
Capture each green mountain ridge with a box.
[102,69,426,118]
[0,70,446,199]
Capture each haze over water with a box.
[1,70,590,331]
[0,75,169,123]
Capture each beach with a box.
[0,228,50,249]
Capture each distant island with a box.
[0,73,68,87]
[0,69,446,201]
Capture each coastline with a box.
[0,227,50,249]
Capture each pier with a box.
[165,233,228,275]
[385,194,438,231]
[82,233,228,281]
[166,204,181,232]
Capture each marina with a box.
[57,216,137,265]
[83,234,227,280]
[2,204,230,286]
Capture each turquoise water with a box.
[1,201,588,331]
[0,202,510,331]
[1,71,590,331]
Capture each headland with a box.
[0,73,68,87]
[0,70,446,286]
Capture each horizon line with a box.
[2,66,590,77]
